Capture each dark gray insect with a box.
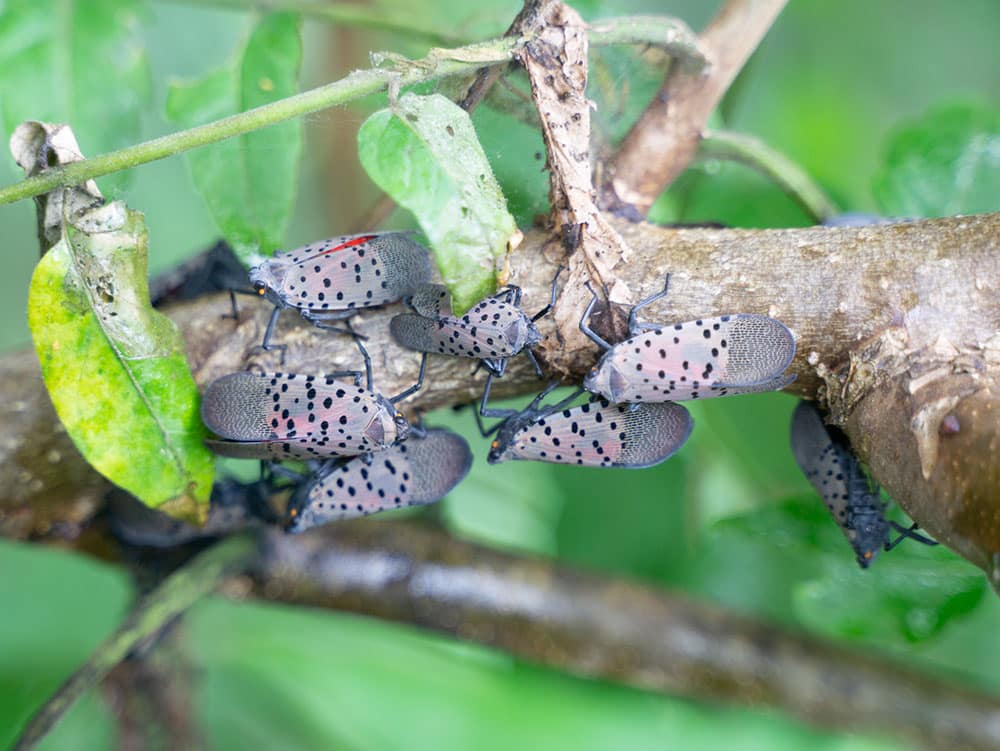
[389,270,560,378]
[108,475,280,547]
[480,382,693,468]
[580,274,796,403]
[149,240,247,308]
[286,428,472,532]
[790,400,936,568]
[250,231,432,350]
[201,358,425,460]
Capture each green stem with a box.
[0,18,707,207]
[12,534,257,751]
[157,0,466,46]
[698,129,839,222]
[589,16,707,71]
[0,40,518,207]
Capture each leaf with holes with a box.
[28,202,215,523]
[358,92,518,314]
[166,12,303,262]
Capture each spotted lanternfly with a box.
[285,428,473,532]
[389,270,560,378]
[201,359,426,460]
[580,274,796,403]
[250,231,432,350]
[480,382,693,467]
[790,400,936,568]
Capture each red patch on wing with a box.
[317,234,377,256]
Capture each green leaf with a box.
[28,202,214,523]
[191,598,907,751]
[873,102,1000,217]
[0,0,151,194]
[795,555,986,643]
[165,12,303,262]
[358,92,518,313]
[695,497,985,640]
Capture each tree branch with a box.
[3,214,998,583]
[249,520,1000,751]
[600,0,789,217]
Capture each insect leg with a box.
[530,266,563,322]
[524,348,544,378]
[353,336,375,392]
[303,308,366,339]
[225,287,259,320]
[579,283,612,350]
[478,372,519,421]
[545,385,587,414]
[628,273,671,336]
[256,307,288,364]
[389,352,428,404]
[887,521,939,548]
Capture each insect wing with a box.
[590,314,795,402]
[406,283,451,317]
[390,314,519,361]
[391,294,529,360]
[790,401,885,566]
[286,428,473,531]
[491,399,692,468]
[201,372,400,454]
[269,232,431,312]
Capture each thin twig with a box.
[698,129,839,222]
[0,18,697,207]
[600,0,789,217]
[101,627,202,751]
[0,40,514,206]
[12,535,256,751]
[253,520,1000,751]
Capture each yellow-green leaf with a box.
[28,202,214,523]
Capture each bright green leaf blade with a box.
[165,12,303,261]
[358,92,517,313]
[0,0,151,194]
[28,203,214,523]
[873,102,1000,217]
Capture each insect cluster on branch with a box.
[196,230,929,565]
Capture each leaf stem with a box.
[12,534,256,751]
[0,41,517,207]
[699,129,839,222]
[588,16,707,71]
[0,18,705,207]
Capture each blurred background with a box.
[1,0,998,748]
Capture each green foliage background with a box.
[1,0,998,749]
